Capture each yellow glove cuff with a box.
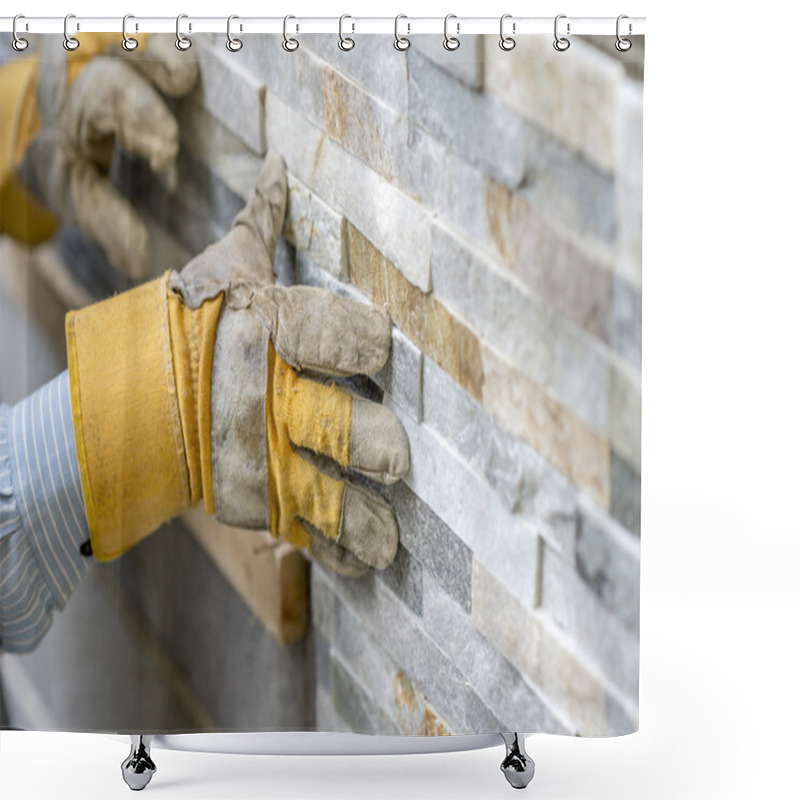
[66,273,222,561]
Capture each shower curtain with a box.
[0,26,643,747]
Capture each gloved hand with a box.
[14,34,198,279]
[66,152,410,578]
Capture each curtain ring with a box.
[339,14,355,51]
[553,14,570,52]
[283,15,299,52]
[63,13,80,51]
[122,14,139,51]
[175,13,192,51]
[12,15,29,52]
[616,14,632,52]
[499,14,516,51]
[227,15,243,51]
[394,14,410,51]
[443,14,460,51]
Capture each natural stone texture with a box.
[540,542,640,705]
[331,656,402,734]
[431,219,609,431]
[423,571,567,734]
[611,452,641,536]
[232,35,327,131]
[284,175,348,280]
[484,184,615,340]
[421,356,577,545]
[615,79,645,288]
[316,684,349,731]
[472,559,613,736]
[398,126,491,249]
[374,328,422,421]
[302,35,409,114]
[315,630,332,693]
[412,35,485,89]
[194,39,266,155]
[484,37,624,173]
[464,686,504,734]
[481,345,611,509]
[267,93,432,291]
[432,222,610,432]
[377,543,424,617]
[612,273,642,366]
[323,66,407,183]
[575,498,641,631]
[388,482,473,613]
[386,400,543,605]
[295,252,367,304]
[408,48,527,187]
[318,567,468,731]
[584,35,646,83]
[174,95,264,202]
[348,223,484,400]
[118,521,314,731]
[609,362,642,471]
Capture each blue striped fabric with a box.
[0,371,89,653]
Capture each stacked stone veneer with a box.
[135,33,644,738]
[13,34,642,736]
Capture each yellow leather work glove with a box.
[66,153,410,578]
[8,34,197,277]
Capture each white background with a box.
[2,0,799,798]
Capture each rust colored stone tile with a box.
[347,223,484,401]
[483,346,610,507]
[423,706,452,737]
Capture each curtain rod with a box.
[0,16,646,36]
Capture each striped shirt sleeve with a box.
[0,370,89,653]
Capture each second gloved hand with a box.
[66,152,410,577]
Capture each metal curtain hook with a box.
[499,14,516,51]
[227,15,243,51]
[122,14,139,51]
[12,14,29,51]
[283,15,299,51]
[616,14,632,51]
[63,13,80,51]
[176,14,192,51]
[394,14,410,51]
[553,14,570,51]
[339,14,355,51]
[443,13,460,51]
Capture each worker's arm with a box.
[0,372,89,653]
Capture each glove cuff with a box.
[66,273,223,561]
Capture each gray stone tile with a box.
[612,274,642,367]
[422,571,567,734]
[374,329,422,422]
[285,175,348,280]
[302,34,409,113]
[540,542,639,702]
[387,482,472,614]
[376,543,423,617]
[118,520,314,730]
[233,34,327,131]
[609,362,641,471]
[267,93,432,291]
[412,35,485,89]
[331,656,401,734]
[610,452,641,536]
[431,223,610,433]
[295,253,368,304]
[575,499,641,631]
[464,686,504,734]
[194,39,266,154]
[421,355,578,541]
[317,567,467,731]
[408,48,527,188]
[385,399,542,606]
[315,630,332,693]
